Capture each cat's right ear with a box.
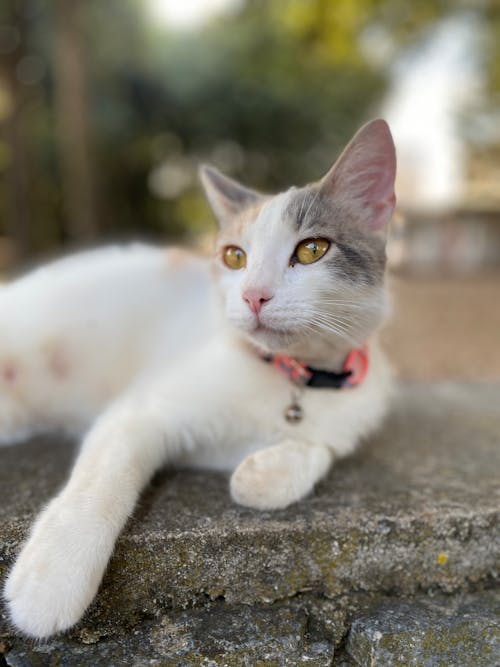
[199,165,264,229]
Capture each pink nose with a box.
[243,288,273,315]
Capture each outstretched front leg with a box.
[230,439,333,510]
[3,395,176,638]
[3,339,259,638]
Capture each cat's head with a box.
[200,119,396,362]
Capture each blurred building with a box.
[380,12,500,274]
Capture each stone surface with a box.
[1,599,337,666]
[0,381,499,664]
[346,591,500,667]
[1,592,498,666]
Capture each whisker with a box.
[318,300,381,310]
[296,192,309,227]
[302,187,322,226]
[308,316,355,342]
[310,311,366,332]
[310,316,352,333]
[310,311,371,328]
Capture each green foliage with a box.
[87,0,386,242]
[0,0,498,260]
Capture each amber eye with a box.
[294,238,330,265]
[223,245,247,270]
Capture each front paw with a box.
[230,442,316,511]
[3,499,112,638]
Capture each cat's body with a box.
[0,244,216,444]
[0,243,390,468]
[2,119,397,639]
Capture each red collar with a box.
[260,345,369,389]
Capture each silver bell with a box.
[284,402,303,423]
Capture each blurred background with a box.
[0,0,499,379]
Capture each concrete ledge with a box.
[0,382,499,664]
[346,591,499,667]
[1,591,498,666]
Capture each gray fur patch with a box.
[285,187,386,285]
[285,188,322,230]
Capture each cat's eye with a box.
[223,245,247,270]
[294,238,330,265]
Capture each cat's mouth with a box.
[254,321,289,335]
[250,322,297,348]
[234,312,305,349]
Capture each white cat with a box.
[2,119,396,639]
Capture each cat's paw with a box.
[3,498,112,639]
[230,441,329,510]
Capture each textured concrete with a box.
[1,592,498,666]
[346,591,500,667]
[0,599,336,666]
[0,381,499,664]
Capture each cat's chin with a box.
[244,324,301,352]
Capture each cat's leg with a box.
[3,333,248,639]
[3,390,199,639]
[230,439,333,510]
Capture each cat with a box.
[2,118,396,639]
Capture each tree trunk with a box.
[0,1,33,264]
[53,0,98,244]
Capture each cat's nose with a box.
[242,288,273,315]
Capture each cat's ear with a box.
[199,164,264,228]
[320,119,396,231]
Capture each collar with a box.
[260,344,369,389]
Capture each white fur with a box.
[3,122,396,638]
[2,241,391,638]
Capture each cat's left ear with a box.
[199,164,265,229]
[320,119,396,231]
